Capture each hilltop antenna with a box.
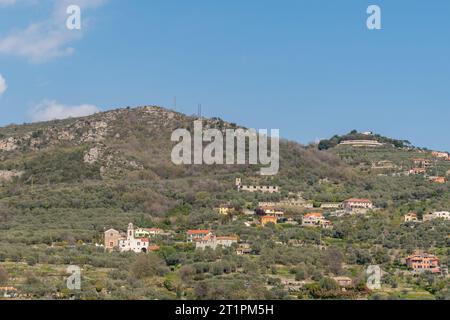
[198,103,202,120]
[173,96,177,111]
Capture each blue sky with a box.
[0,0,449,151]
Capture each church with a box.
[104,223,150,253]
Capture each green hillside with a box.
[0,106,448,300]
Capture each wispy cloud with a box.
[0,0,107,63]
[29,100,99,122]
[0,74,7,96]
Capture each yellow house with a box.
[217,205,234,215]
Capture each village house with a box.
[236,178,279,193]
[406,253,441,274]
[104,228,124,252]
[135,227,165,238]
[409,168,426,175]
[333,277,353,288]
[431,151,449,159]
[343,198,373,213]
[412,158,432,167]
[259,206,285,218]
[320,203,342,210]
[302,213,332,229]
[433,211,450,220]
[236,243,253,255]
[0,287,18,299]
[423,211,450,222]
[261,215,278,226]
[429,176,447,184]
[371,160,397,170]
[186,229,213,243]
[216,204,234,215]
[195,234,238,250]
[404,212,419,223]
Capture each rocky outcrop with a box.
[84,147,102,164]
[0,137,19,151]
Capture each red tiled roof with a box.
[304,213,323,218]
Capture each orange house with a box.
[406,253,441,274]
[430,176,447,184]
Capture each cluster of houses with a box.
[186,230,239,250]
[408,155,448,184]
[404,211,450,223]
[104,223,164,253]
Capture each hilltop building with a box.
[339,140,384,147]
[236,178,279,193]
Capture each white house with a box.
[195,235,238,250]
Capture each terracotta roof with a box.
[304,213,323,218]
[216,236,238,241]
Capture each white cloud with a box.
[29,100,99,122]
[0,0,107,63]
[0,74,7,96]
